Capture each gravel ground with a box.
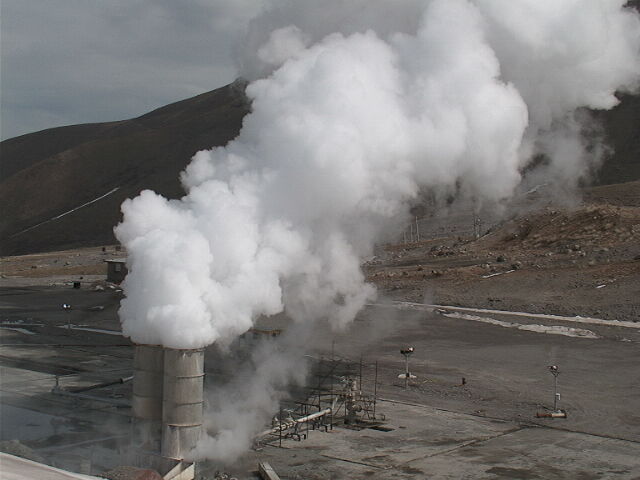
[367,203,640,322]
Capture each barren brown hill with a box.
[0,81,249,256]
[0,78,638,256]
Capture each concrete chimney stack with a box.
[161,348,205,459]
[132,346,205,462]
[132,345,164,451]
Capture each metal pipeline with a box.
[66,375,133,393]
[257,408,332,438]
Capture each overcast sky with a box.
[0,1,264,140]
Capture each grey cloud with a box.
[1,0,263,140]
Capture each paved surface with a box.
[0,452,103,480]
[1,281,639,479]
[335,303,640,443]
[243,401,640,479]
[401,426,640,480]
[0,285,132,475]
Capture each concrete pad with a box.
[0,452,102,479]
[0,366,56,389]
[275,401,516,469]
[246,446,382,480]
[391,426,640,479]
[240,400,640,479]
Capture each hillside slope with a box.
[0,81,249,255]
[0,78,638,256]
[595,93,640,185]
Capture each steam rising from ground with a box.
[115,0,639,461]
[195,333,309,463]
[193,305,412,464]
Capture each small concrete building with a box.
[105,258,127,284]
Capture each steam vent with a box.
[132,345,204,461]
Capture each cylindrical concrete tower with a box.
[132,344,164,451]
[161,348,205,459]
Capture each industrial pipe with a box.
[66,375,133,393]
[257,408,332,438]
[536,411,567,419]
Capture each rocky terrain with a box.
[366,187,640,322]
[3,182,638,323]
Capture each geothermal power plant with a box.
[1,1,640,479]
[126,335,380,478]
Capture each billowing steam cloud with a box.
[116,0,639,348]
[195,326,311,462]
[115,0,639,458]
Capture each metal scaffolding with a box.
[256,353,384,448]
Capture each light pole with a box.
[62,303,72,331]
[536,365,566,418]
[399,347,415,389]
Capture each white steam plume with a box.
[116,0,639,348]
[194,327,311,463]
[115,0,639,459]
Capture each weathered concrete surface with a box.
[333,304,640,443]
[272,402,516,469]
[1,282,639,479]
[0,287,133,476]
[0,452,105,479]
[241,400,640,479]
[395,426,640,479]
